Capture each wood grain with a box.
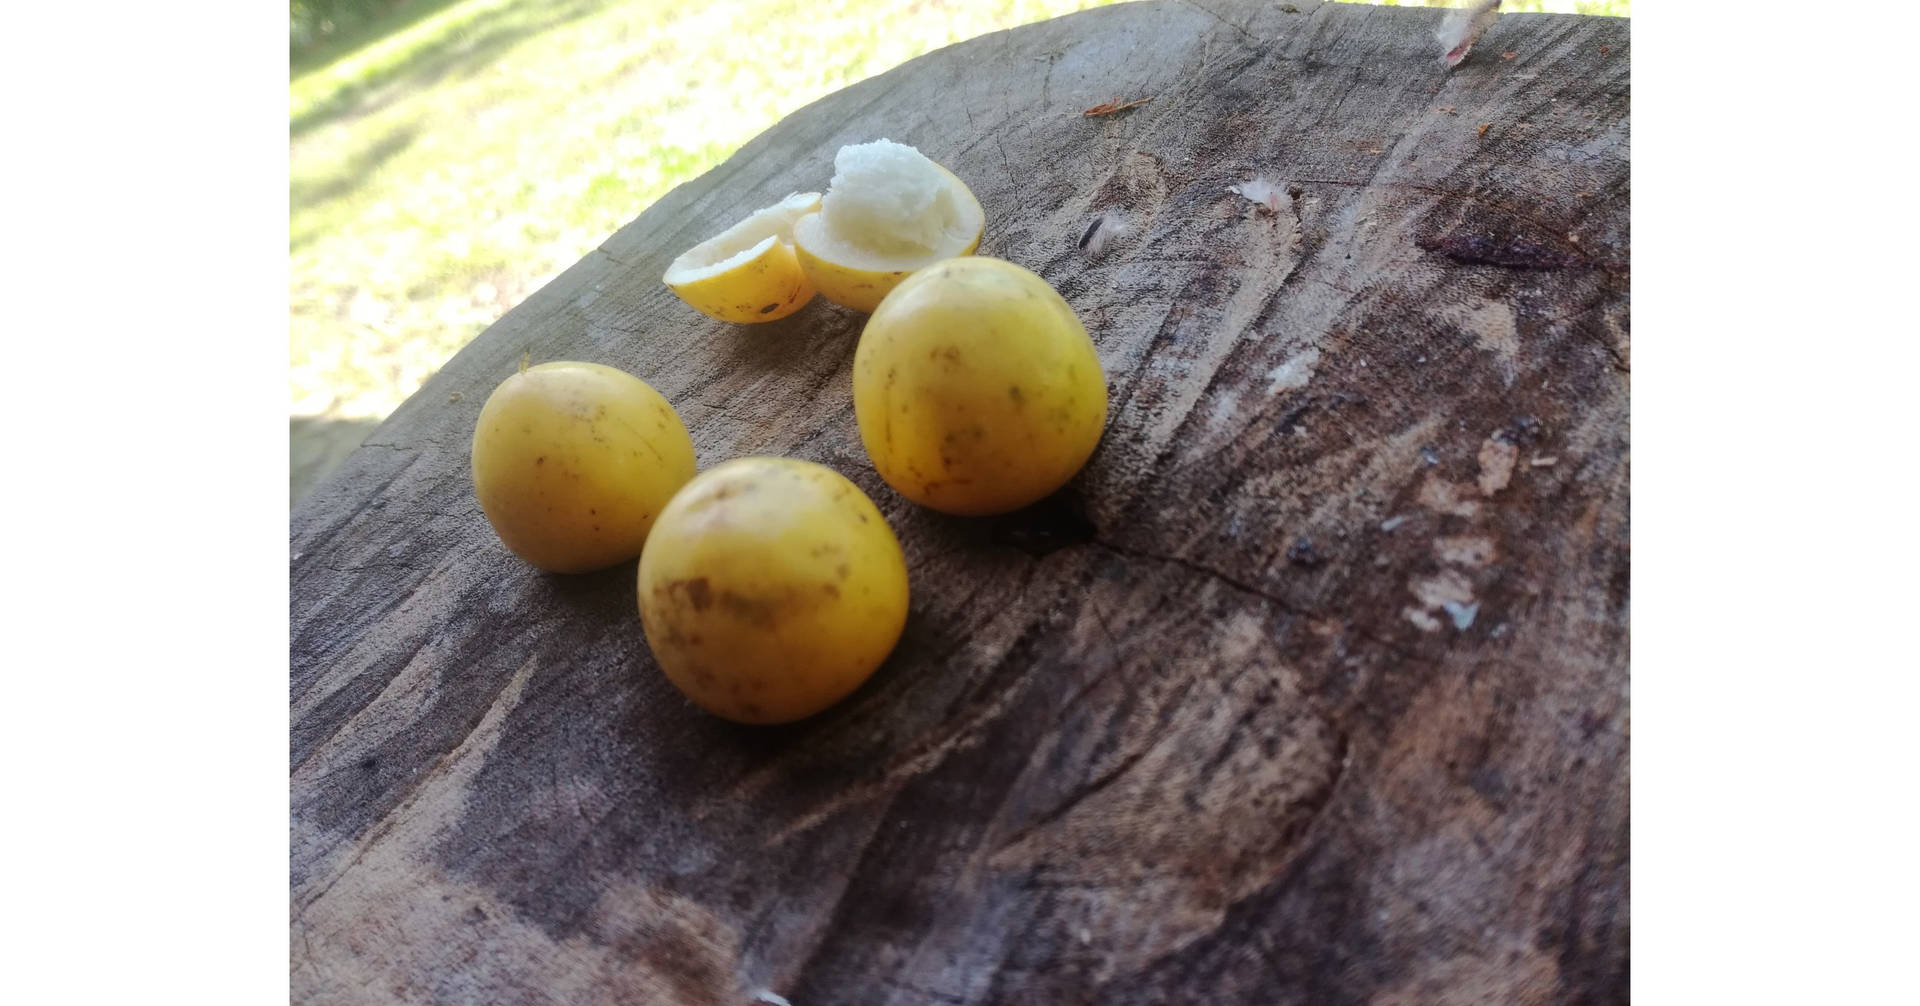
[291,2,1629,1002]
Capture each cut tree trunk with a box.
[291,2,1629,1002]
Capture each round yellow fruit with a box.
[471,361,696,574]
[853,256,1107,516]
[792,139,984,313]
[663,192,820,323]
[636,457,909,724]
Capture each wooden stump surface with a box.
[291,1,1630,1002]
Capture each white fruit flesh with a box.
[794,140,982,269]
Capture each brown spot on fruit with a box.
[822,583,840,598]
[717,590,779,628]
[679,578,713,611]
[759,303,779,314]
[536,456,546,466]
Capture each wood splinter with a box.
[1083,96,1154,117]
[1079,209,1130,257]
[1437,0,1501,68]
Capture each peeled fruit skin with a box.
[471,361,697,574]
[853,256,1107,516]
[662,192,822,324]
[795,221,981,314]
[666,238,815,324]
[637,458,909,724]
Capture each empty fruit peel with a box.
[663,192,821,323]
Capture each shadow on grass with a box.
[290,124,419,235]
[291,0,603,141]
[292,416,384,508]
[292,0,470,80]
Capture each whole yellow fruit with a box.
[852,256,1107,515]
[471,361,696,574]
[636,457,909,724]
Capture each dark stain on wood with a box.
[1418,229,1593,270]
[988,488,1098,558]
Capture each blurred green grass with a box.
[290,0,1123,423]
[288,0,1626,501]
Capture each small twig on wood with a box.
[1083,96,1153,117]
